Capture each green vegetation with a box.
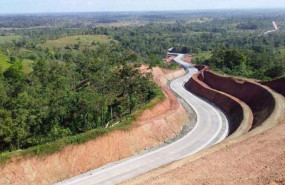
[167,62,180,70]
[0,85,164,164]
[22,59,34,74]
[0,45,159,154]
[0,10,284,159]
[193,51,212,62]
[42,35,113,50]
[194,46,285,80]
[0,54,34,74]
[0,35,21,44]
[0,54,11,72]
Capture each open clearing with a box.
[0,53,34,74]
[0,54,11,71]
[43,35,113,49]
[22,59,34,74]
[193,51,212,61]
[0,35,21,44]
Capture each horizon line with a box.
[1,7,285,16]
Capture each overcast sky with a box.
[1,0,285,14]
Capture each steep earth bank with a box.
[200,70,276,128]
[262,77,285,97]
[124,115,285,185]
[185,71,253,135]
[0,67,188,185]
[123,68,285,185]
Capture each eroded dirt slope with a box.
[123,67,285,185]
[124,117,285,185]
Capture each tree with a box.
[264,65,285,79]
[3,62,24,80]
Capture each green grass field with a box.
[279,48,285,55]
[0,54,11,72]
[194,51,212,60]
[0,35,21,44]
[43,35,113,49]
[0,53,34,74]
[22,59,34,74]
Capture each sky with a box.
[1,0,285,14]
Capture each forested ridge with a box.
[0,41,158,153]
[0,10,285,155]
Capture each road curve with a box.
[56,54,229,185]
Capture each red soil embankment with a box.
[0,67,188,185]
[262,78,285,97]
[185,72,253,135]
[125,117,285,185]
[123,68,285,185]
[200,70,275,128]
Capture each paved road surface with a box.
[56,54,229,185]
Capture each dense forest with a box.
[0,10,285,153]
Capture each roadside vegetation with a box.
[0,9,284,160]
[0,40,160,156]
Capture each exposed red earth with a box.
[262,77,285,97]
[124,116,285,185]
[123,66,285,185]
[185,70,253,136]
[200,70,276,128]
[1,53,284,185]
[0,66,188,185]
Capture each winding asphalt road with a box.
[56,54,229,185]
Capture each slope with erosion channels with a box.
[55,54,229,185]
[197,70,276,129]
[123,66,285,185]
[0,66,189,185]
[185,66,253,137]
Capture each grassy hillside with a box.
[22,59,34,74]
[0,54,11,72]
[193,51,212,61]
[43,35,113,50]
[0,35,21,44]
[0,53,34,74]
[279,48,285,56]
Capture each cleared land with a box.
[193,51,212,61]
[0,54,34,74]
[124,117,285,185]
[22,59,34,74]
[0,35,21,44]
[0,54,11,72]
[43,35,113,49]
[123,67,285,185]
